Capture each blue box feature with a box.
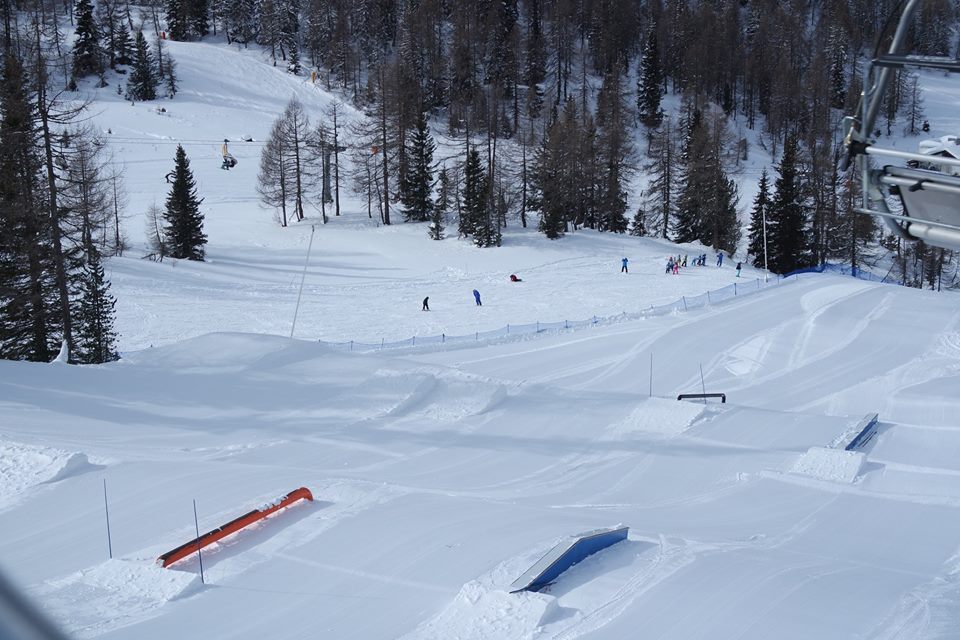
[510,526,629,593]
[845,413,880,451]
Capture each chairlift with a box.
[842,0,960,251]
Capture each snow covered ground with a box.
[2,31,960,640]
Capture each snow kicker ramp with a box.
[510,526,629,592]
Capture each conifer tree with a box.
[72,0,104,80]
[73,248,119,364]
[166,0,189,40]
[645,117,678,238]
[164,57,178,97]
[637,30,664,128]
[673,106,708,243]
[430,167,450,240]
[164,145,207,260]
[767,134,809,274]
[401,111,436,223]
[596,70,631,233]
[630,206,647,236]
[746,168,771,268]
[128,31,158,101]
[674,109,739,252]
[0,53,58,361]
[463,148,498,247]
[228,0,258,45]
[114,23,134,66]
[191,0,211,39]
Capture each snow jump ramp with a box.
[510,526,629,593]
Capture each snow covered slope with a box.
[2,30,960,640]
[2,273,960,639]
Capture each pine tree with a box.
[596,70,631,233]
[114,23,134,66]
[828,27,846,110]
[463,148,497,247]
[0,53,58,361]
[903,72,925,135]
[401,111,435,222]
[73,248,119,364]
[637,30,664,128]
[164,57,178,97]
[128,31,158,101]
[673,106,708,243]
[767,133,809,274]
[746,168,771,268]
[630,206,647,236]
[166,0,189,41]
[674,108,739,252]
[190,0,211,39]
[72,0,104,80]
[430,167,450,240]
[228,0,258,45]
[645,117,678,238]
[164,145,207,260]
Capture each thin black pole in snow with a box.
[290,225,316,339]
[193,499,205,584]
[103,479,113,559]
[699,364,707,404]
[649,353,653,397]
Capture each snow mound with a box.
[0,441,96,509]
[34,559,202,639]
[606,397,704,439]
[791,447,866,483]
[400,562,555,640]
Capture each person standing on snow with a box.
[422,296,430,311]
[473,289,482,306]
[621,257,629,273]
[735,262,742,277]
[716,252,724,267]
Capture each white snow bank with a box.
[0,441,96,509]
[33,559,201,639]
[606,397,704,439]
[791,447,866,483]
[400,559,555,640]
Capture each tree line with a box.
[1,2,210,364]
[240,0,956,284]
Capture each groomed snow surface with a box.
[3,33,960,640]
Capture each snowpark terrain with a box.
[2,32,960,640]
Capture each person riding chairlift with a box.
[221,139,237,170]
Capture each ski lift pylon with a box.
[843,0,960,251]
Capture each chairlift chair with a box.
[842,0,960,251]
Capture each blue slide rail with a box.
[844,413,880,451]
[510,526,629,593]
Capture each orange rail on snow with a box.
[157,487,313,568]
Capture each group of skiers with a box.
[664,253,714,274]
[421,252,748,312]
[620,252,742,276]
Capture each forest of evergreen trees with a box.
[1,0,958,364]
[234,0,958,276]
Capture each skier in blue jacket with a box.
[473,289,482,306]
[621,257,629,273]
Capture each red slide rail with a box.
[158,487,314,568]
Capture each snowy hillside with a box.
[3,27,960,640]
[3,275,960,640]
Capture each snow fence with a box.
[320,274,798,353]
